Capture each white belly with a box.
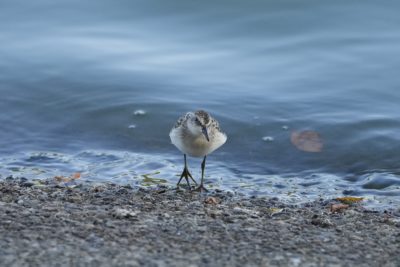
[169,128,227,157]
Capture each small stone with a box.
[208,212,217,219]
[224,217,235,224]
[311,217,333,228]
[204,197,219,205]
[233,207,246,214]
[20,182,35,187]
[330,204,349,213]
[142,195,155,202]
[113,208,138,219]
[265,208,284,216]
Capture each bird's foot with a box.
[176,179,191,190]
[177,167,197,190]
[193,184,208,193]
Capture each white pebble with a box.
[114,208,138,218]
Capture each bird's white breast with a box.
[169,127,227,158]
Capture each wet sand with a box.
[0,177,399,267]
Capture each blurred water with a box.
[1,0,400,207]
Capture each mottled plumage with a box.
[170,110,227,157]
[169,110,227,191]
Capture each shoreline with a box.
[1,177,399,266]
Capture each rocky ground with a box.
[0,177,399,267]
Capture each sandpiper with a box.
[169,110,227,191]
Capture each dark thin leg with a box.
[195,155,208,192]
[177,154,197,190]
[201,155,206,186]
[183,154,197,185]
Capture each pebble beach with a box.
[1,177,399,267]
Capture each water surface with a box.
[1,0,400,208]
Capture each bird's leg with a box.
[177,154,197,190]
[195,155,208,192]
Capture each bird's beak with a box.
[202,127,210,142]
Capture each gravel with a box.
[0,177,399,267]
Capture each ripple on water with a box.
[361,173,400,190]
[76,151,122,162]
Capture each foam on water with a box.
[1,150,399,210]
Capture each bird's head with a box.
[188,110,211,141]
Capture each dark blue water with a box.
[1,0,400,207]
